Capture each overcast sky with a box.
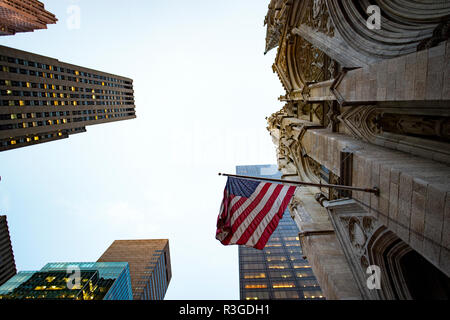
[0,0,284,299]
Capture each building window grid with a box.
[0,56,132,88]
[239,216,324,300]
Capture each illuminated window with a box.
[71,86,75,92]
[6,89,12,95]
[26,137,31,142]
[22,123,27,128]
[10,140,16,145]
[269,271,293,279]
[5,80,11,86]
[265,243,282,247]
[296,270,313,278]
[293,263,311,269]
[245,292,269,300]
[10,114,17,120]
[272,282,295,289]
[46,276,56,283]
[19,100,25,106]
[304,290,324,299]
[285,242,300,247]
[58,132,62,137]
[73,101,77,106]
[266,256,287,262]
[244,284,267,289]
[26,82,31,88]
[268,263,289,269]
[243,273,266,279]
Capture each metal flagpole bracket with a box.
[218,173,380,196]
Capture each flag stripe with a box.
[253,186,297,249]
[221,183,273,244]
[222,183,272,245]
[236,184,285,246]
[228,183,279,244]
[216,177,297,250]
[229,182,270,227]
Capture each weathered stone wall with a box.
[289,187,362,299]
[335,41,449,103]
[302,128,450,277]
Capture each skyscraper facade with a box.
[0,262,132,300]
[0,0,57,36]
[237,165,324,300]
[98,239,172,300]
[0,45,136,151]
[0,215,16,287]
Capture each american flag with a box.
[216,177,297,250]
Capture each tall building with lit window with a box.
[237,165,324,300]
[0,0,57,36]
[0,262,133,300]
[97,239,172,300]
[0,215,17,286]
[0,45,136,151]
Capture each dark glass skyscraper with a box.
[0,262,132,300]
[0,215,16,286]
[237,165,324,300]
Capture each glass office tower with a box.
[0,262,132,300]
[237,165,324,300]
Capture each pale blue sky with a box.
[0,0,283,299]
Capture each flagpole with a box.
[218,173,380,196]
